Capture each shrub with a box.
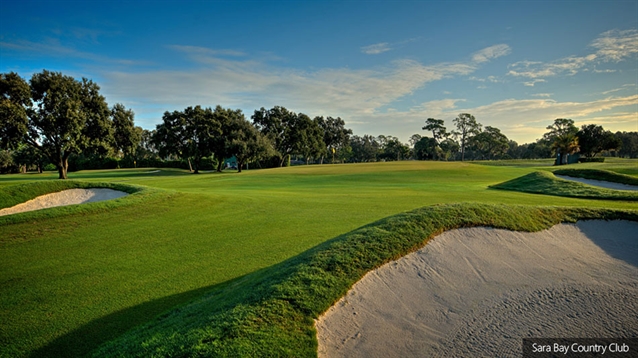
[578,157,605,163]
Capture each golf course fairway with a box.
[1,159,636,357]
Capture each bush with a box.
[578,157,605,163]
[67,154,119,171]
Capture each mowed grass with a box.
[1,160,637,357]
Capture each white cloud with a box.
[523,79,546,87]
[532,93,553,98]
[472,44,511,63]
[507,29,637,83]
[361,42,391,55]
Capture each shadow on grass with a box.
[29,279,235,358]
[29,231,339,358]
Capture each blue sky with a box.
[1,0,637,144]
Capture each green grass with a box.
[1,160,637,357]
[471,158,556,167]
[552,168,638,186]
[490,171,638,201]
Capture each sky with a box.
[1,0,637,144]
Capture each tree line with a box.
[408,114,636,164]
[2,71,637,177]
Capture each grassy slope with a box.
[0,161,637,357]
[490,171,638,201]
[552,168,638,186]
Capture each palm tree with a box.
[552,133,580,165]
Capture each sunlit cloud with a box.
[353,94,638,144]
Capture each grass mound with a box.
[93,203,638,357]
[0,180,159,226]
[490,171,638,201]
[553,168,638,186]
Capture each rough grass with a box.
[553,168,638,186]
[92,203,638,357]
[490,171,638,201]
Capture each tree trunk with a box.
[57,161,67,179]
[237,160,243,173]
[192,157,200,174]
[216,160,223,172]
[280,154,289,167]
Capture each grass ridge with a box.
[490,171,638,201]
[92,203,638,357]
[553,168,638,186]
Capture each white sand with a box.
[0,188,129,216]
[555,175,638,191]
[316,221,638,357]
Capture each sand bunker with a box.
[316,220,638,357]
[555,175,638,191]
[0,188,129,216]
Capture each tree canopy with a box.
[452,113,481,161]
[0,72,32,150]
[153,106,222,174]
[577,124,621,158]
[112,103,141,158]
[0,70,116,179]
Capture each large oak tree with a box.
[1,70,114,179]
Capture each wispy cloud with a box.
[361,42,391,55]
[469,75,503,83]
[531,93,553,98]
[471,44,511,63]
[523,79,546,87]
[507,29,637,83]
[168,45,246,57]
[600,83,637,95]
[590,29,638,62]
[102,43,488,122]
[0,39,148,66]
[413,98,465,116]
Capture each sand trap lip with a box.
[316,220,638,357]
[555,174,638,191]
[0,188,129,217]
